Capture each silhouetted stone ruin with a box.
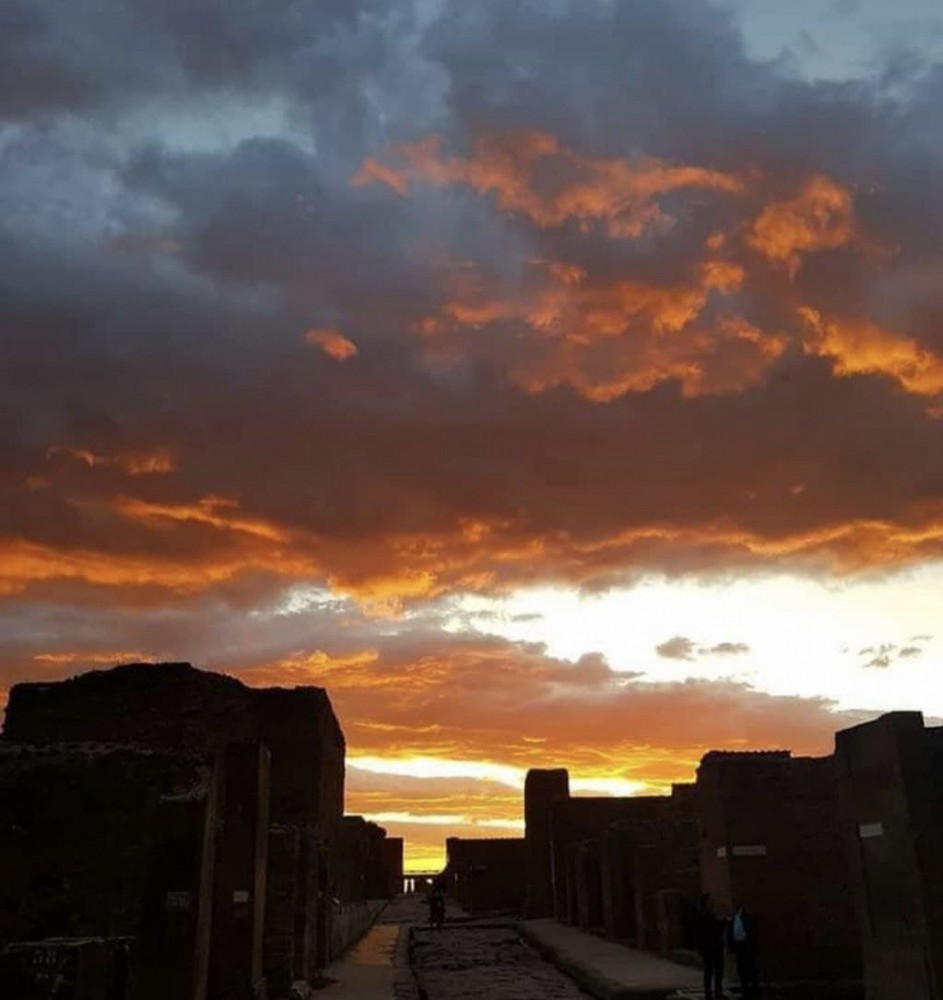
[836,712,943,999]
[443,712,943,1000]
[3,662,942,1000]
[444,837,526,914]
[0,662,402,1000]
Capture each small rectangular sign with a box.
[233,890,250,903]
[732,845,767,857]
[859,822,884,839]
[164,891,191,911]
[716,847,727,858]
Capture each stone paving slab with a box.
[519,919,703,1000]
[411,924,593,1000]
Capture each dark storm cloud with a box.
[0,0,408,119]
[2,0,943,616]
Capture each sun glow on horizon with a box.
[448,566,943,716]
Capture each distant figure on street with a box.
[729,903,761,999]
[427,880,446,930]
[694,893,727,1000]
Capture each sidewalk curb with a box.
[517,922,682,1000]
[393,924,422,1000]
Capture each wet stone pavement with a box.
[410,924,593,1000]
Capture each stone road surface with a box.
[321,896,842,1000]
[319,895,595,1000]
[412,924,593,1000]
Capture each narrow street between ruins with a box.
[321,894,594,1000]
[321,894,845,1000]
[410,923,592,1000]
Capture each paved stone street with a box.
[319,898,856,1000]
[411,924,593,1000]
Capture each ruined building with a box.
[835,712,943,1000]
[524,768,699,956]
[444,837,527,914]
[696,749,861,987]
[521,749,866,991]
[0,662,398,999]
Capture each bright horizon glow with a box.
[448,564,943,717]
[362,811,524,831]
[356,567,942,871]
[349,756,660,798]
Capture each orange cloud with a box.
[749,175,855,277]
[800,307,943,396]
[46,446,176,476]
[32,650,151,666]
[304,327,359,361]
[414,254,792,401]
[354,130,744,237]
[0,533,315,599]
[111,495,291,542]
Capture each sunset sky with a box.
[3,0,943,870]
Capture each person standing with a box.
[730,903,761,999]
[695,893,727,1000]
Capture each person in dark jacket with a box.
[694,893,727,1000]
[427,880,446,930]
[729,903,761,999]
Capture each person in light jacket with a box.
[729,903,761,999]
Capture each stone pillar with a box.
[656,888,687,956]
[634,843,661,952]
[208,742,271,1000]
[263,826,301,998]
[574,841,603,931]
[600,823,634,941]
[563,844,579,925]
[524,769,569,918]
[135,764,220,1000]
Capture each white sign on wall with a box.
[732,845,767,857]
[858,822,884,839]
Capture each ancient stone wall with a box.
[523,768,569,917]
[336,816,390,903]
[4,663,345,834]
[381,838,404,897]
[0,742,209,949]
[445,837,527,914]
[1,662,349,999]
[836,712,943,1000]
[696,749,861,985]
[549,794,675,922]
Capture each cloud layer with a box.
[3,0,943,865]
